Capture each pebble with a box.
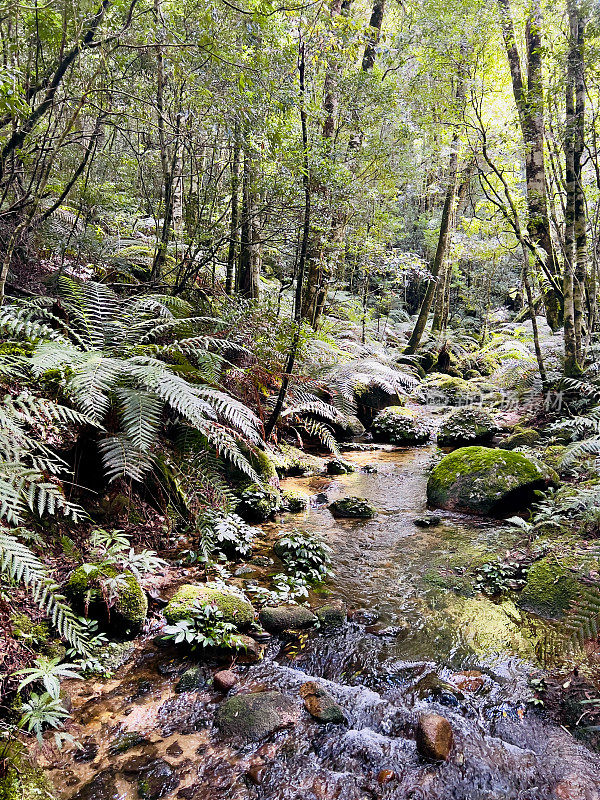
[416,713,453,761]
[213,670,237,692]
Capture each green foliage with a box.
[1,280,260,485]
[274,529,332,584]
[162,601,244,651]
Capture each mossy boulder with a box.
[427,446,558,516]
[330,414,366,440]
[519,557,580,618]
[498,426,541,450]
[164,583,254,628]
[371,406,429,445]
[281,490,308,513]
[315,600,347,628]
[329,497,377,519]
[437,408,499,448]
[273,445,327,477]
[421,375,474,406]
[326,458,356,475]
[0,756,54,800]
[236,483,281,522]
[215,691,299,741]
[259,604,317,633]
[65,564,148,630]
[226,444,280,488]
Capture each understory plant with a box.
[161,601,244,651]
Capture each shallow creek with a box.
[46,446,600,800]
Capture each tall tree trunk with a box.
[497,0,562,331]
[362,0,385,72]
[225,132,241,295]
[238,146,260,299]
[564,0,581,376]
[405,134,459,354]
[571,0,587,361]
[265,42,311,440]
[301,0,344,326]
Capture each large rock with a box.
[236,483,281,522]
[427,446,558,515]
[329,497,376,519]
[164,583,254,627]
[421,374,475,406]
[215,691,298,741]
[300,681,346,724]
[65,565,147,631]
[437,407,498,447]
[371,406,429,445]
[416,713,453,761]
[259,605,317,634]
[498,426,541,450]
[316,600,347,628]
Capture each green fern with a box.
[0,528,89,653]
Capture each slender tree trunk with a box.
[564,1,580,376]
[522,243,548,389]
[225,132,241,295]
[362,0,385,72]
[497,0,562,331]
[265,43,311,440]
[571,0,587,361]
[405,134,459,354]
[239,146,260,299]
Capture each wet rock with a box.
[137,758,180,799]
[164,583,254,628]
[377,770,396,785]
[175,667,207,694]
[554,776,598,799]
[65,565,148,632]
[412,672,462,704]
[312,492,329,506]
[449,670,485,693]
[348,608,379,625]
[213,670,237,692]
[316,600,347,628]
[498,426,541,450]
[216,691,299,741]
[416,713,453,761]
[362,464,378,473]
[234,565,254,577]
[250,555,273,567]
[300,681,347,725]
[108,730,149,755]
[74,737,99,763]
[326,458,355,475]
[133,680,153,699]
[236,483,281,522]
[246,764,267,785]
[259,604,317,634]
[248,627,272,643]
[413,514,441,528]
[177,788,198,800]
[237,635,265,662]
[121,754,157,774]
[372,406,430,445]
[157,660,182,677]
[165,742,183,757]
[70,769,118,800]
[329,497,376,519]
[427,446,558,515]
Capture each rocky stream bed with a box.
[42,445,600,800]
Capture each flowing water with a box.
[46,445,600,800]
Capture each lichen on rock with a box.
[437,407,499,447]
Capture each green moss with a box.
[437,408,498,447]
[65,565,147,629]
[427,446,556,515]
[519,557,580,618]
[215,691,297,740]
[498,427,541,450]
[282,490,308,512]
[329,496,377,518]
[371,406,429,445]
[422,375,473,405]
[0,759,54,800]
[164,583,254,627]
[10,613,50,645]
[273,445,327,477]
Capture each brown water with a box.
[45,445,600,800]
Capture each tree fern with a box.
[0,528,89,653]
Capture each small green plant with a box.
[18,692,74,748]
[199,511,258,560]
[161,601,244,650]
[274,529,332,583]
[15,657,80,700]
[473,559,525,596]
[246,573,311,606]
